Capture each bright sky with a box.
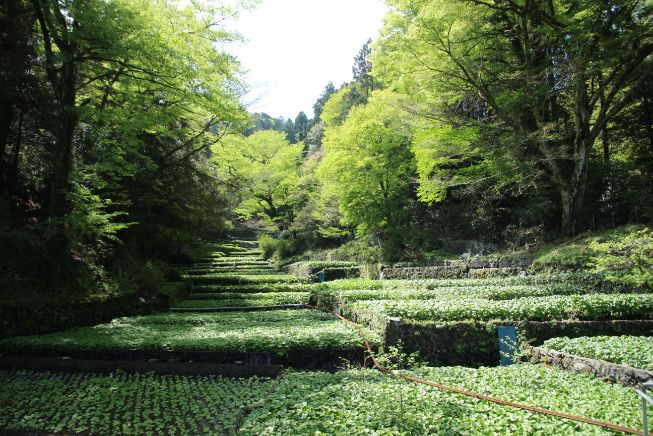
[231,0,388,120]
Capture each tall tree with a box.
[1,0,249,290]
[312,82,336,120]
[213,130,303,230]
[376,0,653,234]
[318,90,415,243]
[284,118,297,144]
[350,38,374,103]
[294,111,310,143]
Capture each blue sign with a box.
[498,325,518,366]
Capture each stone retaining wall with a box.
[284,262,362,282]
[529,346,653,386]
[380,318,653,367]
[381,258,533,280]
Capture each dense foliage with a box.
[0,310,380,354]
[0,0,252,298]
[543,335,653,370]
[0,370,273,435]
[238,366,644,434]
[239,0,653,265]
[348,293,653,325]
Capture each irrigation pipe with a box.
[325,308,643,435]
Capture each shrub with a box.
[589,228,653,289]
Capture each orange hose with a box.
[325,307,643,435]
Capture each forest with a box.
[2,0,652,298]
[1,1,653,435]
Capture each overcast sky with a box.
[230,0,388,120]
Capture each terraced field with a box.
[177,243,311,307]
[310,273,653,327]
[0,242,373,365]
[542,335,653,371]
[1,240,650,435]
[1,365,647,435]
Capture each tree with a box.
[294,111,310,143]
[284,118,297,143]
[318,90,415,243]
[213,130,303,230]
[0,0,249,292]
[376,0,653,235]
[312,82,336,120]
[349,38,374,104]
[320,87,352,127]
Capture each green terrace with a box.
[346,293,653,326]
[2,365,648,436]
[174,292,310,308]
[0,371,274,436]
[182,274,310,285]
[0,310,379,356]
[542,335,653,371]
[236,366,645,435]
[190,283,315,294]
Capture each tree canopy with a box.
[1,0,651,287]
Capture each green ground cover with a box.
[310,282,644,311]
[209,259,269,264]
[3,365,645,435]
[190,284,315,294]
[542,335,653,371]
[175,292,309,308]
[0,310,378,355]
[183,274,309,285]
[238,365,646,435]
[321,272,632,292]
[347,293,653,325]
[0,370,273,435]
[181,266,275,272]
[184,269,282,276]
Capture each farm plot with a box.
[319,272,634,292]
[0,370,274,435]
[188,283,315,295]
[237,365,646,435]
[542,335,653,371]
[310,282,643,311]
[347,294,653,326]
[183,273,309,285]
[0,310,379,356]
[315,273,653,367]
[175,292,310,308]
[310,273,652,328]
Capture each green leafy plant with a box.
[236,365,645,434]
[543,335,653,370]
[0,370,273,435]
[589,229,653,289]
[0,310,380,355]
[175,292,309,308]
[347,293,653,324]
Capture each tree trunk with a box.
[0,0,24,191]
[598,71,610,163]
[7,110,23,195]
[561,68,594,236]
[0,103,13,191]
[47,61,78,217]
